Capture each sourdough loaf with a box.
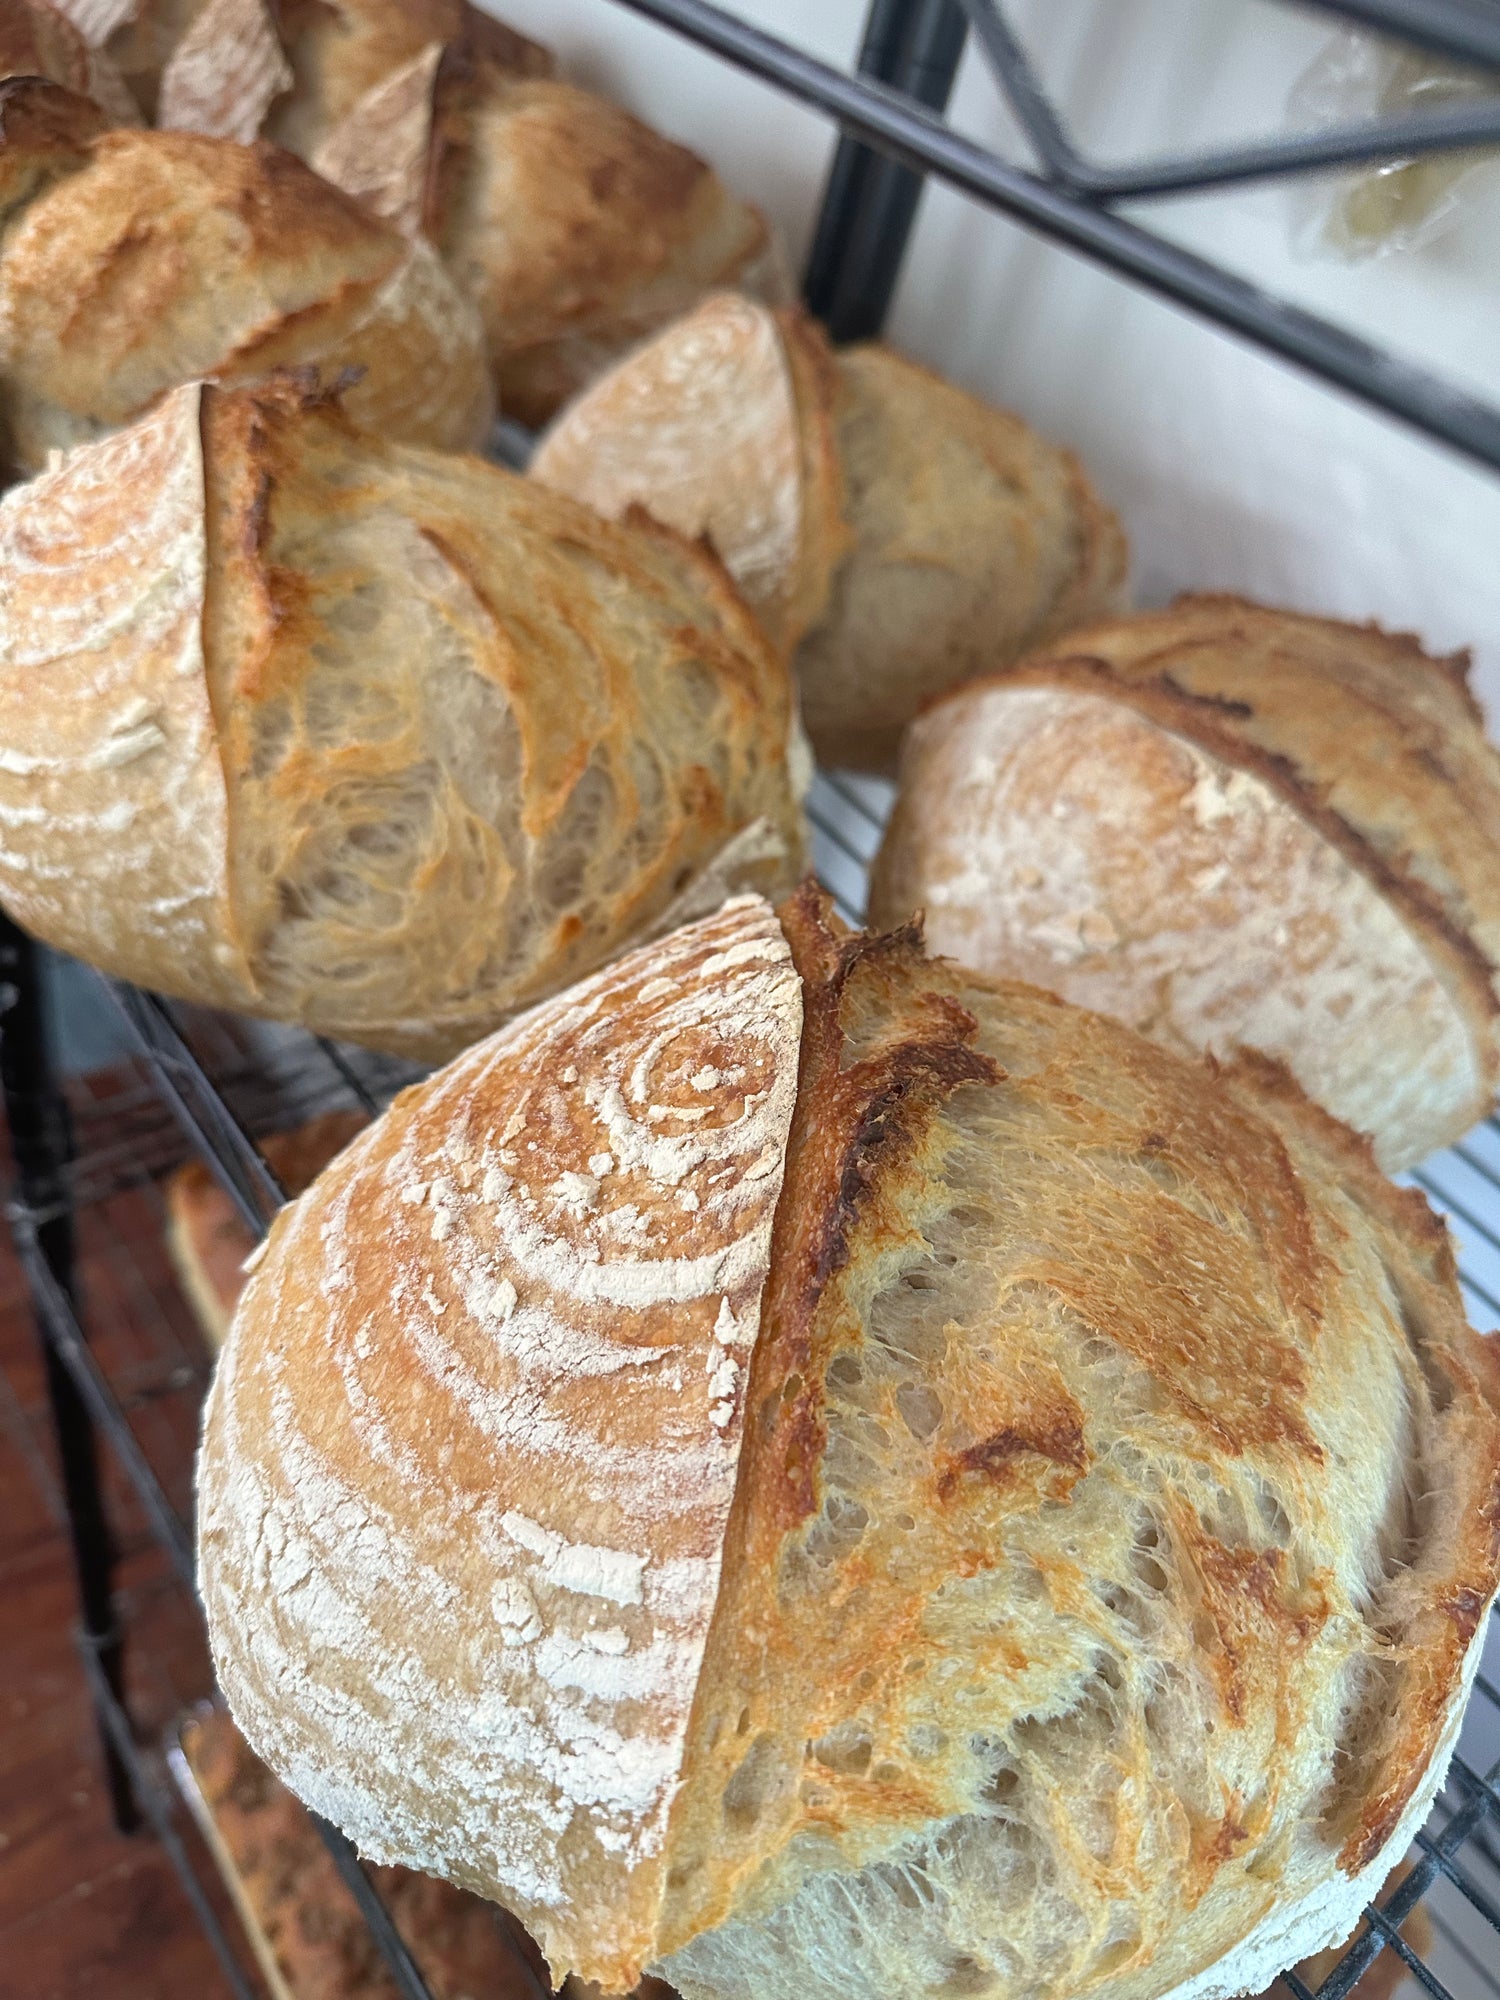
[158,0,786,424]
[532,293,1128,767]
[871,595,1500,1170]
[165,1110,368,1349]
[198,886,1500,1999]
[0,376,804,1058]
[0,79,491,468]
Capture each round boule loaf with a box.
[870,595,1500,1171]
[531,292,1128,769]
[0,375,805,1058]
[0,83,492,468]
[197,884,1500,2000]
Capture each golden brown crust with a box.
[433,74,776,427]
[661,897,1500,1999]
[794,342,1129,770]
[0,123,491,466]
[0,72,104,222]
[0,376,803,1056]
[164,1110,368,1348]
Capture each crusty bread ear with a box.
[871,596,1500,1170]
[535,298,1127,768]
[0,71,105,222]
[0,376,804,1058]
[197,885,1500,1999]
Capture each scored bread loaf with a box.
[198,885,1500,2000]
[165,1110,367,1349]
[0,374,805,1059]
[532,292,1128,768]
[144,0,787,425]
[0,78,491,469]
[871,594,1500,1171]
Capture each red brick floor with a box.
[0,1148,235,1999]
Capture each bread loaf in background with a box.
[165,1110,367,1349]
[533,293,1128,769]
[103,0,786,425]
[872,595,1500,1171]
[0,0,141,120]
[0,79,492,468]
[0,375,804,1058]
[198,885,1500,2000]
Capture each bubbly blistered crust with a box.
[659,889,1500,2000]
[198,896,804,1991]
[0,376,803,1056]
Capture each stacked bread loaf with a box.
[38,0,787,423]
[872,597,1500,1170]
[533,292,1129,768]
[198,887,1500,2000]
[0,11,1491,1999]
[0,375,805,1056]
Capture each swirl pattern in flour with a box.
[197,893,803,1991]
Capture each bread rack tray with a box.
[6,3,1500,1997]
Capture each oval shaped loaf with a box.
[0,84,492,469]
[532,292,1128,768]
[197,885,1500,2000]
[0,375,804,1057]
[871,595,1500,1170]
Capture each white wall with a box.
[483,0,1500,720]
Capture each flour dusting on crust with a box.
[197,895,803,1987]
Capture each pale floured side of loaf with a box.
[872,683,1489,1169]
[532,293,806,650]
[198,896,805,1993]
[655,896,1500,2000]
[0,385,255,1003]
[154,0,291,141]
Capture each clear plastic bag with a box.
[1287,30,1500,261]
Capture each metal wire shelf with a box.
[3,1,1500,1996]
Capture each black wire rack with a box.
[5,2,1500,1997]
